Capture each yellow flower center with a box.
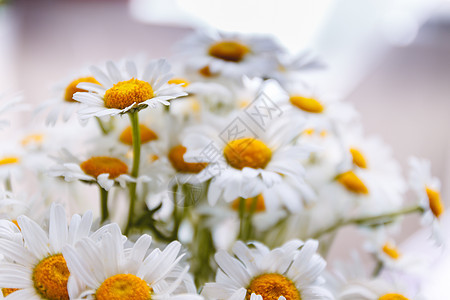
[119,124,158,145]
[231,194,266,213]
[64,76,99,102]
[208,40,250,62]
[382,242,401,260]
[168,145,208,174]
[104,79,153,109]
[80,156,128,179]
[21,134,45,147]
[337,171,369,194]
[96,274,152,300]
[350,148,367,169]
[198,65,217,77]
[247,273,301,300]
[33,254,70,300]
[223,138,272,170]
[379,294,409,300]
[11,219,20,230]
[168,78,190,87]
[426,187,444,218]
[0,156,20,165]
[2,288,19,296]
[289,95,324,113]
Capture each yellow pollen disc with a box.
[224,138,272,170]
[11,219,20,230]
[208,40,250,62]
[96,274,152,300]
[426,187,444,218]
[80,156,128,179]
[64,76,99,102]
[289,95,324,113]
[247,273,301,300]
[2,288,19,296]
[382,242,401,260]
[350,148,367,169]
[231,194,266,213]
[168,145,208,174]
[119,124,158,145]
[198,65,217,77]
[379,293,409,300]
[33,254,70,300]
[21,134,45,146]
[104,79,153,109]
[337,171,369,194]
[148,154,159,163]
[302,128,315,135]
[0,156,20,166]
[168,78,190,87]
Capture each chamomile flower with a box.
[48,148,139,191]
[202,239,332,300]
[62,224,202,300]
[0,203,93,300]
[176,30,283,80]
[408,156,445,245]
[74,59,187,120]
[0,91,28,130]
[183,113,312,210]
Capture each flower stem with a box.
[99,186,109,223]
[125,112,141,235]
[312,205,425,239]
[95,117,109,135]
[238,197,246,240]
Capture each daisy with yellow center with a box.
[176,30,282,79]
[73,59,187,120]
[62,224,203,300]
[0,203,93,300]
[339,278,419,300]
[202,239,333,300]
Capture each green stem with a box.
[124,112,141,235]
[172,184,181,239]
[243,196,258,241]
[99,186,109,223]
[95,117,109,135]
[312,205,424,239]
[238,197,246,240]
[372,260,384,277]
[4,177,12,192]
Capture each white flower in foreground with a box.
[0,203,92,299]
[408,156,445,245]
[176,30,283,79]
[74,59,187,119]
[63,224,203,300]
[202,239,332,300]
[48,148,145,191]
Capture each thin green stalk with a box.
[172,184,181,239]
[99,186,109,223]
[312,205,424,239]
[95,117,109,135]
[243,196,258,241]
[125,112,141,235]
[238,197,246,240]
[4,177,12,192]
[372,260,384,277]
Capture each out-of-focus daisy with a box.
[0,91,28,130]
[183,113,313,210]
[408,156,445,244]
[74,59,187,119]
[176,30,283,79]
[48,148,140,191]
[62,224,202,300]
[35,71,100,126]
[0,203,93,299]
[202,239,332,300]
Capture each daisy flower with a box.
[62,223,203,300]
[0,203,93,299]
[176,30,283,80]
[74,59,187,120]
[183,113,313,211]
[0,91,28,130]
[48,148,141,191]
[202,239,332,300]
[408,156,445,245]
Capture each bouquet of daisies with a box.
[0,29,444,300]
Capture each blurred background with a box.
[1,0,450,296]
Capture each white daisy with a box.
[74,59,187,119]
[408,156,445,245]
[62,223,203,300]
[183,113,313,211]
[176,30,283,80]
[0,203,93,299]
[0,91,28,130]
[202,239,332,300]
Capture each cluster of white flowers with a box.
[0,29,445,299]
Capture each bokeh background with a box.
[1,0,450,297]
